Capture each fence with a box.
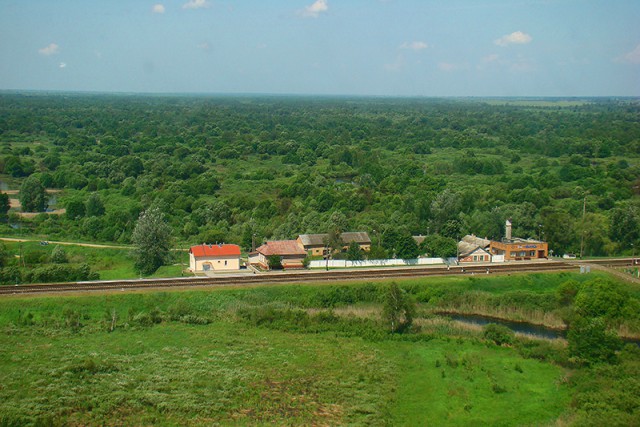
[308,255,504,269]
[308,257,446,269]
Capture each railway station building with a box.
[489,220,548,261]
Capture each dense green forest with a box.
[0,94,638,259]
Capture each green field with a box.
[0,240,189,281]
[1,272,638,425]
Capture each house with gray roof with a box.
[297,232,371,256]
[457,235,492,263]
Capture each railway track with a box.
[0,260,578,296]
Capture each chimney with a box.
[505,219,512,241]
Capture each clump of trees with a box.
[19,175,47,212]
[565,279,635,365]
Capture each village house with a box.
[189,243,242,272]
[250,240,307,270]
[297,232,372,256]
[457,235,492,263]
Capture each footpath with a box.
[0,237,130,250]
[572,260,640,285]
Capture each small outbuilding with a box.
[189,243,242,272]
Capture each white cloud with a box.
[183,0,209,10]
[482,53,499,63]
[301,0,328,18]
[494,31,532,47]
[152,4,165,14]
[438,62,457,71]
[510,58,534,71]
[38,43,59,56]
[58,62,67,69]
[400,41,428,51]
[476,53,533,72]
[384,54,405,72]
[619,43,640,64]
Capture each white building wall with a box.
[190,256,241,272]
[308,257,446,268]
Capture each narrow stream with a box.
[441,313,640,347]
[442,313,565,340]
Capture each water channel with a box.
[440,312,640,346]
[441,313,565,340]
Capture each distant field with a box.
[480,99,592,107]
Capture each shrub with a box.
[180,314,210,325]
[21,263,99,283]
[574,279,628,321]
[0,266,21,285]
[50,245,68,264]
[66,358,119,375]
[483,323,515,346]
[568,316,622,365]
[556,279,581,305]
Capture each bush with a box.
[0,266,21,285]
[556,279,581,305]
[180,314,210,325]
[483,323,515,346]
[515,340,570,366]
[568,316,622,365]
[574,279,629,321]
[50,245,68,264]
[21,263,99,283]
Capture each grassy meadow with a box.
[1,271,639,425]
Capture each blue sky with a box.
[1,0,638,96]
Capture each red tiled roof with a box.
[256,240,306,256]
[190,244,241,257]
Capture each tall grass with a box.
[3,272,636,425]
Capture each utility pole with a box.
[325,243,329,271]
[579,195,586,259]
